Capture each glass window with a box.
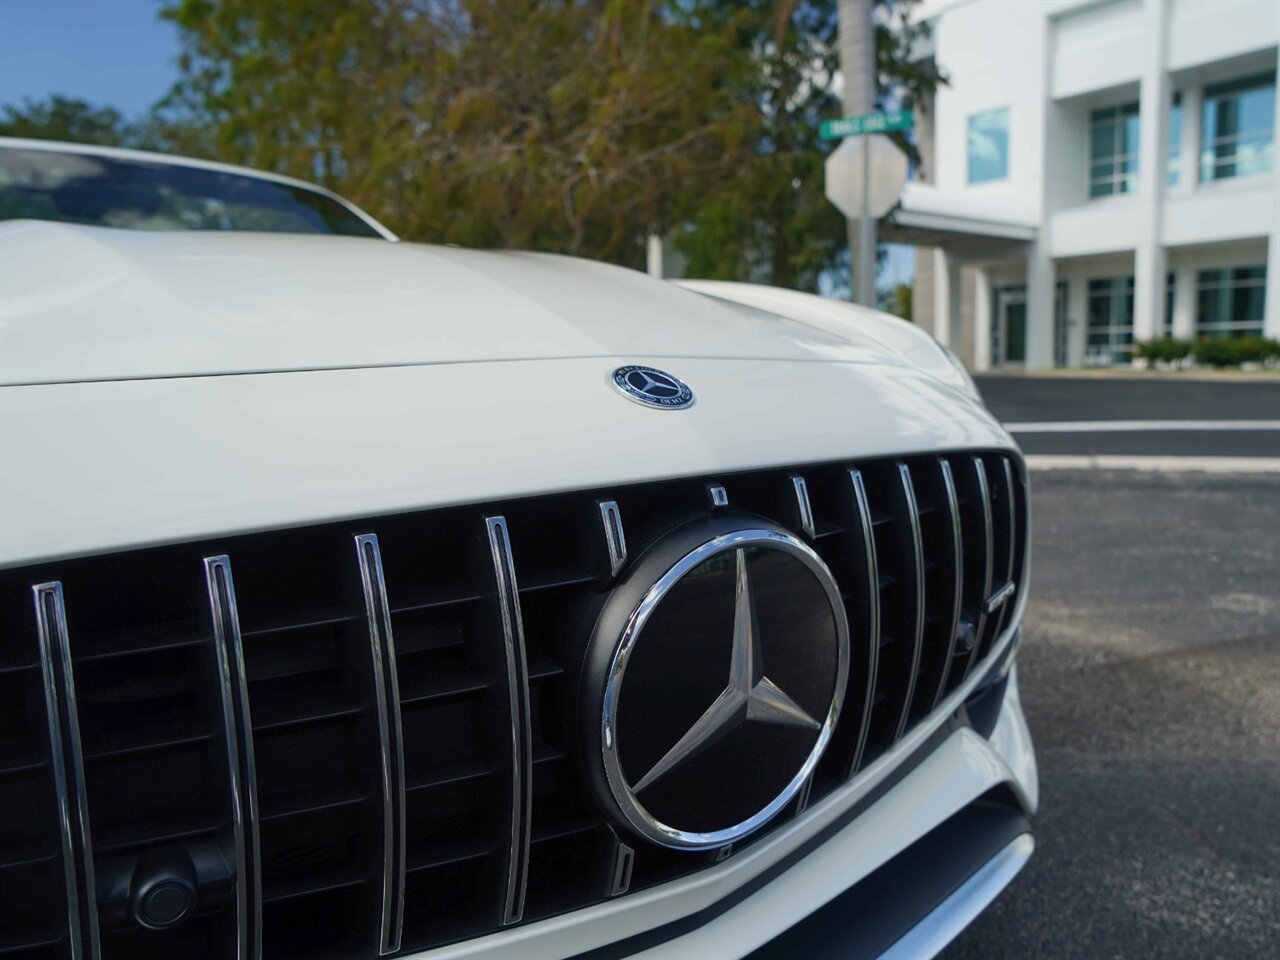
[1089,102,1140,198]
[1086,276,1136,365]
[1196,266,1267,337]
[1168,93,1182,187]
[1164,272,1176,337]
[1200,73,1276,182]
[0,146,382,237]
[968,108,1010,184]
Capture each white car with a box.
[0,137,1035,960]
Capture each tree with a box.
[0,95,136,147]
[879,281,912,320]
[0,94,197,154]
[674,0,941,291]
[160,0,752,269]
[154,0,938,287]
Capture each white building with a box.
[892,0,1279,370]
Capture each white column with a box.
[646,234,663,278]
[974,268,993,372]
[1027,6,1057,371]
[1172,263,1196,338]
[932,249,961,347]
[1266,231,1280,338]
[1025,244,1057,369]
[1132,0,1170,345]
[1065,272,1087,367]
[1267,51,1280,337]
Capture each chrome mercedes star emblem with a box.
[610,365,695,409]
[632,549,820,794]
[589,524,848,849]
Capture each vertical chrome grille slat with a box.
[892,463,926,742]
[962,457,995,682]
[792,774,815,815]
[204,555,261,960]
[484,516,532,927]
[355,534,407,956]
[992,457,1020,646]
[848,468,881,774]
[932,459,965,709]
[32,582,100,960]
[790,475,816,539]
[598,500,628,578]
[606,828,635,897]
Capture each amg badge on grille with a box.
[610,365,695,409]
[581,517,850,850]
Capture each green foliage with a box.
[879,282,913,320]
[158,0,757,270]
[0,94,196,155]
[1192,336,1280,368]
[1232,336,1280,364]
[3,2,938,289]
[1,95,136,147]
[1133,337,1193,364]
[671,0,940,290]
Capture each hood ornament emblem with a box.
[611,365,694,409]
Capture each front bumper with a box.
[411,638,1037,960]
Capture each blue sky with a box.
[0,0,180,117]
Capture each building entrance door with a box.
[993,286,1027,366]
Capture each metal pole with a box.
[861,135,871,305]
[839,0,877,306]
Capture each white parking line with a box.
[1006,419,1280,432]
[1025,455,1280,474]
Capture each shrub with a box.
[1194,337,1243,367]
[1134,336,1193,364]
[1194,336,1280,368]
[1234,336,1280,363]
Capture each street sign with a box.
[823,134,908,220]
[819,109,913,141]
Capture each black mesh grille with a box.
[0,451,1028,959]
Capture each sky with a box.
[0,0,180,117]
[0,0,914,292]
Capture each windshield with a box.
[0,146,383,238]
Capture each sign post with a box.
[819,109,914,141]
[821,110,913,304]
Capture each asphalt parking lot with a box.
[944,376,1280,959]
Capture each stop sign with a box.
[824,134,908,220]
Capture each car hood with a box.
[0,220,964,390]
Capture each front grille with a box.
[0,451,1027,959]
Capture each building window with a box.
[1200,73,1276,182]
[1089,102,1139,197]
[1087,276,1135,365]
[1196,266,1267,338]
[1168,93,1182,187]
[968,108,1009,184]
[1165,272,1176,337]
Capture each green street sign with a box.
[819,109,914,141]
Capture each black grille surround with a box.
[0,450,1028,960]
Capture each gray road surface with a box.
[944,469,1280,959]
[974,376,1280,460]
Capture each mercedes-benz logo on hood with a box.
[581,517,850,850]
[611,365,695,409]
